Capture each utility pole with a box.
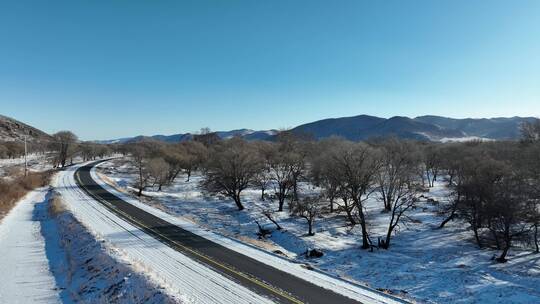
[24,135,28,177]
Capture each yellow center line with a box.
[75,170,304,304]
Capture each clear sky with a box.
[1,1,539,140]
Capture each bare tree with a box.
[266,146,296,212]
[375,138,419,212]
[328,141,381,249]
[147,157,170,191]
[376,139,421,249]
[130,145,151,196]
[193,127,221,147]
[52,131,78,168]
[421,144,441,187]
[160,145,185,184]
[438,143,478,228]
[290,195,324,236]
[179,141,207,181]
[310,138,344,213]
[486,174,530,262]
[253,169,271,201]
[274,131,310,201]
[200,138,261,210]
[521,119,540,143]
[435,141,539,258]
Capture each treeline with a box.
[0,130,116,219]
[120,126,540,262]
[0,131,114,167]
[47,131,115,168]
[436,140,540,261]
[0,140,48,159]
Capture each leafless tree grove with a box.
[116,125,540,261]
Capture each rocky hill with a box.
[0,115,51,142]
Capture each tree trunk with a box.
[278,196,284,212]
[472,223,483,248]
[357,204,370,249]
[277,184,286,211]
[308,219,314,236]
[534,223,539,253]
[491,228,501,250]
[439,194,459,229]
[382,212,397,249]
[383,196,392,212]
[233,194,245,211]
[138,187,143,196]
[439,212,455,229]
[293,179,299,202]
[497,242,511,262]
[170,169,181,183]
[382,228,392,249]
[261,187,265,201]
[342,197,356,225]
[264,213,282,230]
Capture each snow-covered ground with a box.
[0,153,53,179]
[54,163,282,304]
[49,191,177,303]
[93,162,404,304]
[0,188,61,303]
[0,169,178,303]
[100,158,540,304]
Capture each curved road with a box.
[74,160,398,304]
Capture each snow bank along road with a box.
[0,188,60,303]
[66,160,405,304]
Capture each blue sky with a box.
[1,1,539,140]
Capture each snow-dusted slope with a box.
[0,188,60,303]
[54,163,275,304]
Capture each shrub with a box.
[0,171,52,218]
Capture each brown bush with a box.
[48,192,66,217]
[19,171,52,190]
[0,171,53,219]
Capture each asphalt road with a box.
[75,160,367,304]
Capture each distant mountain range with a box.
[1,114,537,144]
[291,115,538,142]
[99,115,538,143]
[97,129,280,144]
[0,115,52,142]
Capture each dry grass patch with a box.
[0,171,53,219]
[48,191,66,217]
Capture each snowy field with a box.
[0,153,53,179]
[99,158,540,304]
